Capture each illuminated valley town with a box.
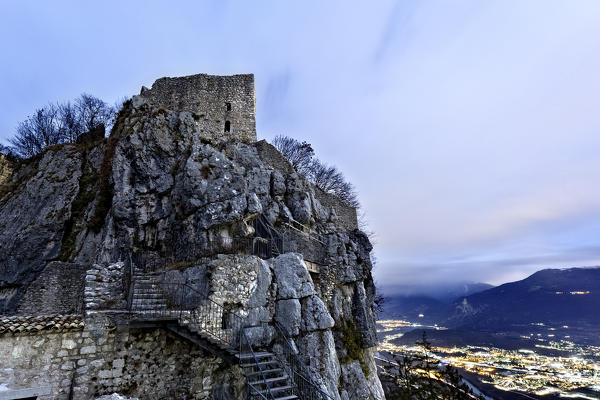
[377,320,600,399]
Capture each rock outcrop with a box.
[0,73,383,399]
[0,154,13,185]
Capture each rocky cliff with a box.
[0,74,384,399]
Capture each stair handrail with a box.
[126,253,135,311]
[240,328,276,400]
[273,321,335,400]
[129,279,246,350]
[126,235,279,274]
[254,214,284,255]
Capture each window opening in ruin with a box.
[225,102,232,111]
[224,121,231,132]
[222,312,230,329]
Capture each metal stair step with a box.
[132,297,166,301]
[240,360,278,368]
[132,296,166,300]
[131,305,168,310]
[237,352,274,360]
[249,375,289,386]
[131,300,167,304]
[258,385,293,394]
[246,368,283,377]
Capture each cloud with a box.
[1,1,600,289]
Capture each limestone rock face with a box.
[0,146,84,310]
[0,81,383,398]
[272,253,315,300]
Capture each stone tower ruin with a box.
[137,73,256,143]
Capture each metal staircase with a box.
[123,213,332,399]
[253,214,283,258]
[127,270,331,399]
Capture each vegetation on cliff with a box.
[3,94,118,158]
[273,134,359,208]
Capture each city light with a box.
[378,319,600,397]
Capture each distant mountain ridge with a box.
[444,267,600,329]
[380,281,493,321]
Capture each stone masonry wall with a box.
[314,187,358,231]
[254,140,358,232]
[84,263,126,311]
[17,262,87,316]
[0,329,84,400]
[0,316,244,400]
[70,314,245,400]
[138,73,256,143]
[254,140,294,174]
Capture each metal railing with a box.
[253,214,284,256]
[129,277,284,398]
[273,321,335,400]
[130,236,275,273]
[129,280,245,349]
[240,327,276,400]
[128,274,335,400]
[126,214,330,275]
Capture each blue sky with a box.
[2,1,600,291]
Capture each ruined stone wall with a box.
[70,314,244,400]
[0,317,244,400]
[0,326,84,400]
[84,263,127,311]
[314,187,358,231]
[254,140,358,232]
[17,262,87,316]
[254,140,294,174]
[138,73,256,143]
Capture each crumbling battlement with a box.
[138,73,256,143]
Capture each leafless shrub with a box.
[58,101,83,143]
[7,94,118,158]
[10,106,63,158]
[272,135,315,175]
[76,93,115,132]
[273,135,360,208]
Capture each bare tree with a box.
[273,135,360,208]
[8,94,118,158]
[76,94,115,132]
[57,101,83,143]
[272,135,315,175]
[307,159,359,207]
[10,105,63,158]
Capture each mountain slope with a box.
[444,267,600,329]
[380,281,493,322]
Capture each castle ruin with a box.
[0,73,380,400]
[137,73,257,143]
